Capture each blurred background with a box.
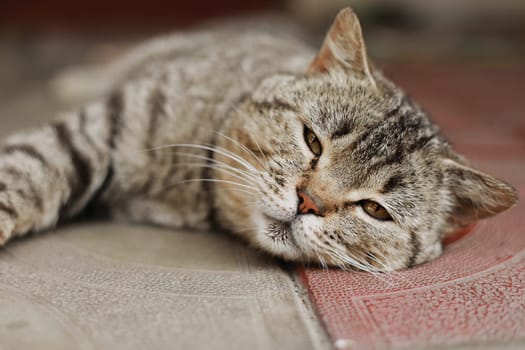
[1,0,524,137]
[2,0,525,58]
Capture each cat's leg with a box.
[0,101,113,245]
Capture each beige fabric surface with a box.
[0,224,328,350]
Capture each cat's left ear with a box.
[442,158,518,228]
[307,7,376,86]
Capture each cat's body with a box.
[2,30,310,226]
[0,8,517,271]
[72,29,314,229]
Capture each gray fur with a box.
[0,8,517,271]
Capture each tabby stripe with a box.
[92,91,122,205]
[53,122,92,213]
[13,181,44,212]
[107,91,124,149]
[146,86,166,151]
[23,179,44,212]
[3,166,27,180]
[0,202,18,218]
[360,99,408,154]
[141,85,167,194]
[386,94,407,119]
[349,116,387,154]
[406,133,438,153]
[407,231,421,267]
[201,94,246,227]
[4,144,48,166]
[201,146,219,225]
[78,109,100,154]
[79,108,87,133]
[332,121,353,139]
[0,182,6,191]
[331,102,360,139]
[85,165,114,216]
[357,101,402,152]
[381,174,403,193]
[350,96,406,148]
[252,99,297,113]
[397,113,425,137]
[383,146,405,166]
[138,87,166,195]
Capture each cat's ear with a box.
[442,158,518,228]
[307,7,376,86]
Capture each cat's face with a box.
[216,8,518,271]
[239,74,447,271]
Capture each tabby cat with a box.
[0,8,517,272]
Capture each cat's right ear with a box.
[307,7,376,87]
[441,158,518,229]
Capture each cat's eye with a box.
[304,126,322,157]
[361,200,392,221]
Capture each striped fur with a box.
[0,8,517,271]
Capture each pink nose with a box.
[297,191,321,215]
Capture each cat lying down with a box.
[0,8,517,271]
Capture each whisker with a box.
[312,246,328,270]
[177,162,255,186]
[250,135,270,165]
[336,252,395,285]
[209,186,256,197]
[170,178,257,191]
[230,105,271,164]
[366,252,390,272]
[313,241,394,282]
[365,251,407,283]
[211,130,267,171]
[167,151,258,180]
[144,143,257,173]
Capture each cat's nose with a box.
[297,190,321,216]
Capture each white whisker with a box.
[211,130,267,171]
[168,151,258,180]
[145,143,257,173]
[215,187,256,197]
[250,135,270,165]
[177,162,255,186]
[230,105,271,164]
[171,178,257,191]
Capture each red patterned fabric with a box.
[301,191,524,349]
[300,64,525,350]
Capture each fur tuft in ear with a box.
[307,7,376,88]
[442,158,518,228]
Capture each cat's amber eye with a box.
[304,126,322,157]
[361,200,392,221]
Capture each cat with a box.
[0,7,517,272]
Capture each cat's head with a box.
[216,8,518,271]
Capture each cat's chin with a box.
[252,213,303,261]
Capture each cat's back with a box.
[117,25,313,92]
[54,20,315,104]
[75,23,316,225]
